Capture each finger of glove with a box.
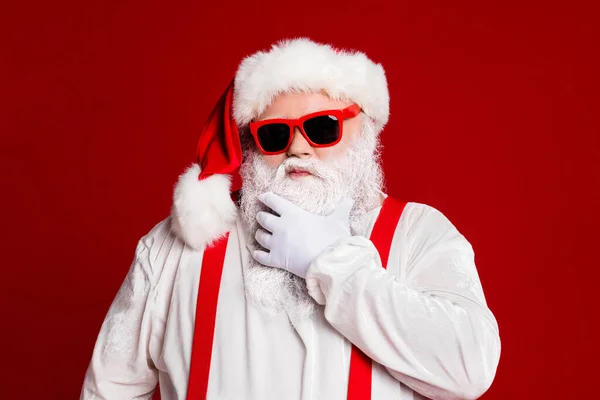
[255,228,273,250]
[252,249,274,267]
[257,192,296,216]
[256,211,280,232]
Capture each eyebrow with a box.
[258,107,339,121]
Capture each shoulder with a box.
[374,196,464,232]
[399,202,461,234]
[396,202,493,310]
[135,216,201,285]
[373,198,458,239]
[393,200,473,255]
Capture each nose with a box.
[286,127,314,159]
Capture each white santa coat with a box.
[80,201,501,400]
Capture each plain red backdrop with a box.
[1,0,599,398]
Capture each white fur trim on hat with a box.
[233,38,390,132]
[170,164,237,250]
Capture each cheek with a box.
[313,141,350,161]
[261,154,286,169]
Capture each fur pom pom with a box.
[170,164,237,250]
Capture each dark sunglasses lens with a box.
[303,115,340,145]
[257,124,291,153]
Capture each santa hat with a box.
[171,38,390,250]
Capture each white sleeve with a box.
[80,239,159,400]
[305,203,501,400]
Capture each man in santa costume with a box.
[81,38,501,400]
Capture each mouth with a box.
[286,167,313,179]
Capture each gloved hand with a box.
[251,191,354,279]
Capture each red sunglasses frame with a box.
[248,104,362,155]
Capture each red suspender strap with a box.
[347,197,407,400]
[184,197,406,400]
[186,234,230,400]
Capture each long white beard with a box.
[239,118,384,322]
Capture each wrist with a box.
[305,235,371,303]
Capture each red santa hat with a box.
[171,38,390,250]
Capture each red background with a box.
[1,0,599,398]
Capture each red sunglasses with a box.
[249,104,362,155]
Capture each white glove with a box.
[251,192,354,279]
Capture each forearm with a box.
[306,237,500,400]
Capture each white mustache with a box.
[277,158,332,179]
